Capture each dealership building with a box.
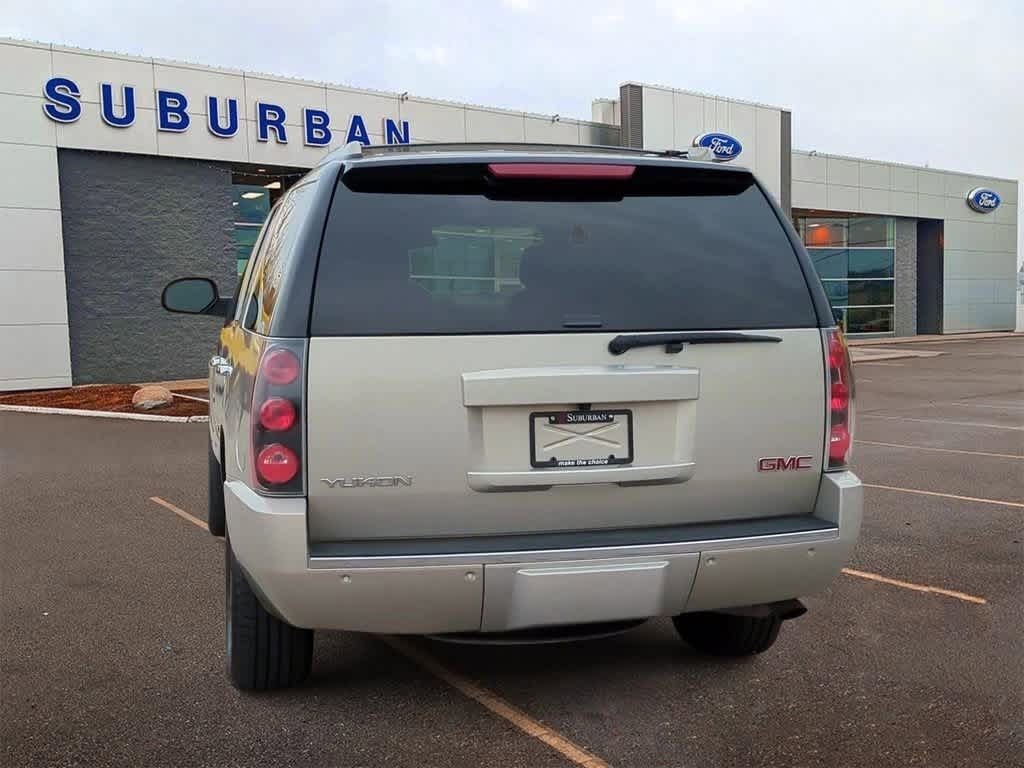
[0,37,1019,391]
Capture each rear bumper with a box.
[225,471,862,633]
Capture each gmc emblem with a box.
[758,456,813,471]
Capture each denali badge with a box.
[758,456,813,471]
[321,476,413,488]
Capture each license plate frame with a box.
[529,409,634,469]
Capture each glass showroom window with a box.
[797,215,895,335]
[232,184,271,275]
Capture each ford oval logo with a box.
[693,132,743,162]
[966,187,1001,213]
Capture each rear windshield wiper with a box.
[608,332,782,355]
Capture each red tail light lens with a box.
[251,340,305,494]
[261,348,300,385]
[826,328,855,469]
[256,443,299,485]
[487,163,636,180]
[259,397,296,431]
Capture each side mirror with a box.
[162,277,231,316]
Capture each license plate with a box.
[529,409,633,468]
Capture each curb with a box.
[848,331,1021,346]
[851,349,945,363]
[0,404,209,423]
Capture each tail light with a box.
[825,328,855,470]
[487,163,636,180]
[259,397,296,431]
[251,341,305,493]
[256,443,299,484]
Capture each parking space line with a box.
[149,496,209,532]
[150,494,992,733]
[951,402,1024,411]
[855,440,1023,460]
[383,636,610,768]
[864,483,1024,509]
[841,568,987,605]
[147,496,609,767]
[859,414,1024,431]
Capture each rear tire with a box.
[672,611,782,656]
[226,537,313,691]
[207,439,226,537]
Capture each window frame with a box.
[236,203,281,328]
[798,214,897,336]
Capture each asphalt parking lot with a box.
[2,336,1021,768]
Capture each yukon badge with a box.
[322,476,413,488]
[758,456,813,471]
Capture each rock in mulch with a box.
[131,385,174,410]
[0,384,208,417]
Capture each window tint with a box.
[848,216,893,247]
[845,306,893,334]
[244,182,315,334]
[234,206,277,324]
[312,166,817,335]
[810,248,847,280]
[848,248,894,278]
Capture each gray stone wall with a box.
[58,150,236,384]
[894,218,918,337]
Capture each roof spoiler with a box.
[317,141,715,166]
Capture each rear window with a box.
[311,163,817,335]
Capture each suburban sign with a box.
[693,132,743,162]
[966,187,1001,213]
[41,76,412,146]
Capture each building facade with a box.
[0,39,1018,391]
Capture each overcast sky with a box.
[3,0,1021,265]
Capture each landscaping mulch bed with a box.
[0,384,209,418]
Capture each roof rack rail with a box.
[318,141,713,166]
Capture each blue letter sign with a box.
[156,90,190,132]
[303,109,332,146]
[100,83,136,127]
[42,77,82,123]
[257,103,288,143]
[207,97,239,138]
[384,118,410,145]
[42,76,413,148]
[346,114,370,145]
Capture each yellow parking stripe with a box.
[863,483,1024,509]
[859,414,1024,431]
[842,568,987,604]
[149,496,209,531]
[855,440,1022,460]
[383,637,611,768]
[147,495,611,767]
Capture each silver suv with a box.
[162,142,861,691]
